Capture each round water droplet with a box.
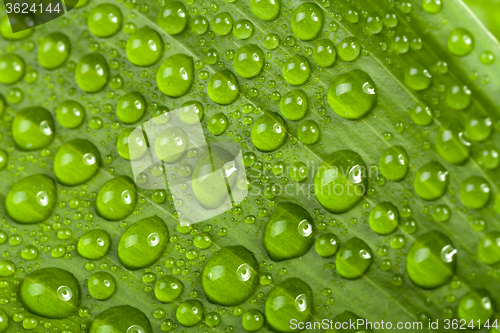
[411,103,433,126]
[478,231,500,265]
[77,229,111,260]
[20,268,81,319]
[369,201,399,235]
[56,100,85,129]
[118,216,169,270]
[250,0,281,20]
[291,3,324,41]
[38,32,71,69]
[435,122,470,165]
[314,150,367,213]
[12,107,55,151]
[404,62,432,90]
[315,232,339,258]
[158,1,188,35]
[338,37,361,61]
[280,89,308,121]
[263,202,314,261]
[458,290,494,329]
[282,54,310,85]
[154,126,188,163]
[75,53,109,93]
[233,19,254,39]
[212,12,233,36]
[88,271,116,300]
[157,54,194,98]
[460,176,490,209]
[446,84,471,110]
[0,260,16,277]
[336,237,373,279]
[365,12,383,34]
[413,161,448,200]
[126,26,163,67]
[480,50,495,65]
[447,28,474,56]
[298,119,320,144]
[251,112,287,151]
[54,139,102,186]
[0,15,33,40]
[201,246,259,306]
[422,0,442,13]
[176,300,204,327]
[117,91,147,124]
[96,176,137,220]
[265,278,313,332]
[5,174,57,224]
[233,44,264,79]
[264,33,280,49]
[327,69,377,119]
[207,69,240,104]
[191,15,209,35]
[155,275,184,303]
[89,306,152,333]
[87,4,123,38]
[379,145,409,182]
[208,112,228,135]
[0,53,25,85]
[465,115,492,142]
[313,38,336,67]
[406,230,456,289]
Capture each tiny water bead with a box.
[117,216,169,270]
[327,69,377,119]
[315,233,339,257]
[154,127,188,163]
[313,38,336,68]
[291,3,324,41]
[88,271,116,300]
[75,53,110,93]
[422,0,442,14]
[406,230,456,289]
[234,19,254,39]
[208,112,228,135]
[12,107,55,150]
[290,162,308,182]
[480,50,495,65]
[263,33,280,49]
[117,127,148,160]
[38,32,71,69]
[20,268,81,319]
[411,103,433,126]
[478,231,500,265]
[53,139,102,186]
[413,161,448,200]
[404,63,432,90]
[435,122,470,165]
[433,204,451,222]
[5,174,57,224]
[0,53,25,85]
[369,201,400,235]
[282,54,311,86]
[201,245,259,306]
[379,145,409,182]
[265,278,313,332]
[126,26,164,67]
[233,44,265,79]
[89,306,152,333]
[458,290,494,329]
[314,150,367,213]
[56,100,85,129]
[155,275,184,303]
[157,54,194,98]
[336,237,373,279]
[158,1,188,35]
[446,84,471,110]
[465,115,492,141]
[87,4,123,38]
[117,91,147,124]
[242,309,265,332]
[250,0,281,20]
[263,202,314,261]
[207,69,240,104]
[251,112,287,151]
[447,28,474,57]
[298,120,320,144]
[460,176,490,209]
[77,229,111,260]
[176,300,204,327]
[212,12,234,36]
[96,176,138,220]
[280,89,308,120]
[338,37,361,61]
